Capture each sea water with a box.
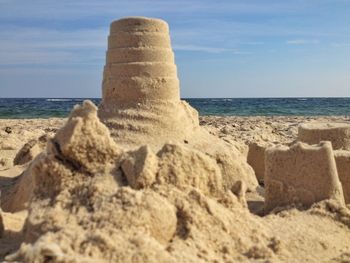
[0,98,350,118]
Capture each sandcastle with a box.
[6,101,276,262]
[298,122,350,150]
[98,17,258,190]
[0,17,257,217]
[298,122,350,204]
[247,142,273,184]
[334,151,350,203]
[265,141,344,212]
[98,17,197,147]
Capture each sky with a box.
[0,0,349,98]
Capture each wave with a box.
[46,99,73,102]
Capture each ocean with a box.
[0,98,350,119]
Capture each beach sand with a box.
[1,115,350,262]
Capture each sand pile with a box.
[98,17,258,190]
[6,101,278,262]
[1,112,350,262]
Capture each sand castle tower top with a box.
[101,17,180,107]
[98,17,199,147]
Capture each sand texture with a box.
[0,17,350,262]
[1,113,350,262]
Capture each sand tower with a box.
[98,17,199,147]
[98,17,258,190]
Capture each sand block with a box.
[298,122,350,150]
[334,150,350,204]
[247,142,273,183]
[265,141,344,212]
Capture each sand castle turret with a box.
[298,122,350,150]
[98,17,199,147]
[98,17,258,190]
[264,142,344,212]
[298,122,350,204]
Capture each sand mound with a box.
[122,143,224,197]
[6,100,279,262]
[2,110,350,262]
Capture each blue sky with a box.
[0,0,349,98]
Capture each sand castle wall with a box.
[298,122,350,150]
[0,209,3,238]
[265,141,344,212]
[247,142,273,184]
[334,150,350,204]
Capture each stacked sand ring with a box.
[99,17,199,147]
[98,17,258,190]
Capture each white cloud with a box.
[0,27,107,66]
[173,44,251,54]
[0,0,307,20]
[331,42,350,47]
[286,39,320,45]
